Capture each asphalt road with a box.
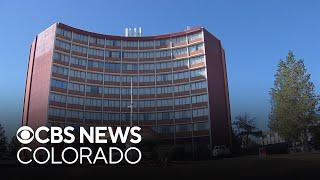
[1,153,320,179]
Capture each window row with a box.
[51,79,207,95]
[54,52,205,70]
[56,28,203,46]
[48,107,208,122]
[56,41,202,60]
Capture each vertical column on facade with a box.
[101,36,106,126]
[202,30,213,149]
[154,40,158,129]
[186,33,195,153]
[64,30,73,126]
[119,39,123,126]
[137,40,140,127]
[170,38,176,146]
[83,35,90,126]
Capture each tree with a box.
[269,51,319,146]
[8,136,20,157]
[233,113,262,150]
[0,123,7,157]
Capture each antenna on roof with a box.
[125,27,143,37]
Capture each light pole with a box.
[126,78,133,158]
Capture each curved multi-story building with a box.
[22,23,231,151]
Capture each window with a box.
[122,41,138,48]
[190,68,206,78]
[156,73,172,82]
[139,41,154,48]
[73,33,88,43]
[156,61,172,70]
[174,83,190,93]
[194,122,209,131]
[89,37,105,46]
[176,124,192,132]
[139,113,156,121]
[52,65,68,76]
[173,58,189,68]
[188,32,203,42]
[49,108,65,117]
[103,113,121,121]
[86,85,103,94]
[68,82,85,92]
[139,51,154,59]
[72,44,87,54]
[85,98,102,107]
[55,40,71,50]
[122,63,138,71]
[104,74,121,82]
[139,87,155,95]
[157,111,173,120]
[190,55,205,65]
[53,52,70,64]
[104,99,120,108]
[139,75,155,83]
[56,28,72,39]
[121,87,138,95]
[104,87,120,94]
[173,71,189,80]
[192,108,209,117]
[139,100,156,108]
[70,56,87,67]
[156,125,174,134]
[85,112,102,120]
[172,36,186,45]
[87,60,104,69]
[174,110,192,119]
[122,75,139,83]
[51,79,67,89]
[191,94,208,104]
[139,63,155,71]
[157,99,173,107]
[188,43,203,53]
[172,47,187,57]
[121,113,139,121]
[69,69,86,79]
[121,100,138,108]
[175,97,191,106]
[105,62,121,71]
[155,39,170,47]
[66,110,84,119]
[191,81,207,90]
[156,86,172,94]
[105,50,121,59]
[49,93,66,103]
[155,50,171,58]
[67,96,84,105]
[106,40,121,47]
[87,72,103,81]
[88,48,104,57]
[123,52,138,59]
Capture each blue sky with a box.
[0,0,319,138]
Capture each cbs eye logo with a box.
[16,126,34,144]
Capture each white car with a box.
[212,145,231,158]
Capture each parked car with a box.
[212,145,231,158]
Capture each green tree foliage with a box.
[0,123,7,156]
[269,51,319,144]
[8,136,20,157]
[233,113,262,149]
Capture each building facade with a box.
[22,23,231,150]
